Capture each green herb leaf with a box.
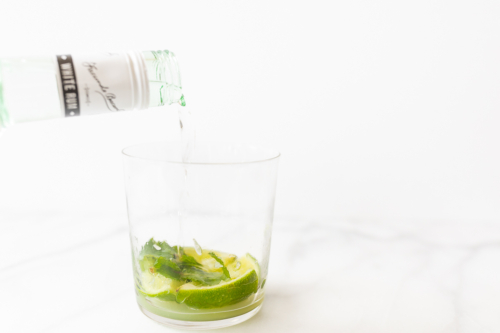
[180,254,203,268]
[141,238,175,258]
[154,257,182,280]
[181,267,227,286]
[138,239,228,287]
[209,252,231,279]
[139,238,176,272]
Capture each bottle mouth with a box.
[147,50,182,89]
[141,50,184,107]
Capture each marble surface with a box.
[1,212,500,332]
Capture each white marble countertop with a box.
[1,212,500,333]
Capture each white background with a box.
[1,0,500,222]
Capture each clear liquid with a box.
[176,100,195,251]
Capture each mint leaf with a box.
[139,238,176,272]
[181,267,227,286]
[154,257,225,285]
[154,257,182,280]
[180,254,203,268]
[138,239,228,287]
[209,252,231,279]
[141,238,175,258]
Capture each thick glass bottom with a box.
[136,289,264,320]
[138,301,263,330]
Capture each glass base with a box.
[138,303,262,330]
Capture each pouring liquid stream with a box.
[176,96,196,255]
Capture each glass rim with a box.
[122,141,281,166]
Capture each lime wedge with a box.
[137,248,262,309]
[137,271,183,301]
[228,253,261,280]
[183,247,237,271]
[176,269,258,309]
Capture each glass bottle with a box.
[0,50,185,129]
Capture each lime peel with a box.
[176,269,258,309]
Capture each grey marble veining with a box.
[1,213,499,332]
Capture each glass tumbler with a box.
[122,142,280,330]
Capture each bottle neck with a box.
[141,50,185,108]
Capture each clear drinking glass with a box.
[122,142,280,330]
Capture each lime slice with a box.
[246,254,264,288]
[137,271,183,301]
[139,255,157,272]
[176,268,259,309]
[183,247,237,271]
[228,253,261,280]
